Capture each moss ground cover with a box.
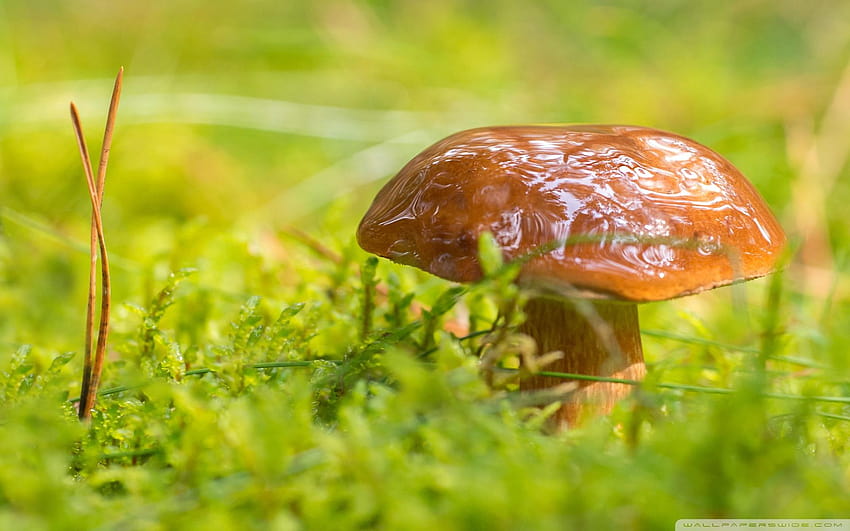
[2,1,850,528]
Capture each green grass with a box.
[2,1,850,528]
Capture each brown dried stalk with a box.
[72,68,123,420]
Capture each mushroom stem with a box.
[518,297,645,428]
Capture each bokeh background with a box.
[3,2,850,526]
[2,0,849,360]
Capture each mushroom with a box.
[357,125,786,428]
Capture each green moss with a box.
[2,0,850,527]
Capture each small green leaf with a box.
[123,303,147,316]
[13,363,33,375]
[430,286,466,317]
[477,231,504,276]
[48,352,75,372]
[277,303,304,322]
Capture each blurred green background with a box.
[2,0,850,363]
[2,1,850,527]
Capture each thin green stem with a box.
[641,328,826,369]
[641,329,760,353]
[72,360,850,408]
[817,411,850,422]
[69,383,143,404]
[533,369,850,404]
[72,360,333,402]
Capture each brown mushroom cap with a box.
[357,125,786,302]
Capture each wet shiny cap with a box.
[357,125,786,302]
